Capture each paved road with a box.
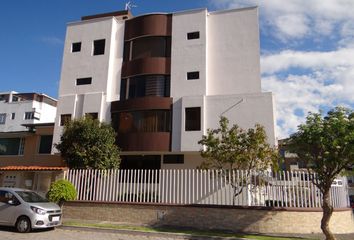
[0,227,237,240]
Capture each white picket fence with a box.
[64,169,350,208]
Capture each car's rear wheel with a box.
[16,216,31,233]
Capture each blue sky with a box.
[1,0,354,138]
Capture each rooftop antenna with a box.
[125,1,137,11]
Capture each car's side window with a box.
[0,190,18,204]
[0,190,9,203]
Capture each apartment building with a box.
[0,92,65,194]
[53,7,276,169]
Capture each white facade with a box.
[53,16,126,147]
[0,91,57,133]
[171,7,275,153]
[53,7,276,168]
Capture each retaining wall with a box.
[63,201,354,234]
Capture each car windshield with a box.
[15,191,49,203]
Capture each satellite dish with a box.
[125,1,137,11]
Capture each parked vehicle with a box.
[0,187,62,233]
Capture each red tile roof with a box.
[0,166,67,171]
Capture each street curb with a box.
[59,225,246,240]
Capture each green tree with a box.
[198,116,278,202]
[56,117,120,169]
[47,179,77,207]
[289,106,354,240]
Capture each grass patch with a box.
[63,221,309,240]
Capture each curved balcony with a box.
[116,132,170,151]
[111,96,172,112]
[124,14,172,40]
[122,57,170,78]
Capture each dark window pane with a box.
[187,71,199,80]
[120,79,127,100]
[24,112,35,120]
[123,42,130,61]
[124,75,170,100]
[76,77,92,85]
[85,112,98,120]
[72,42,81,52]
[0,138,22,155]
[0,113,6,124]
[93,39,105,55]
[117,110,171,133]
[185,107,201,131]
[60,114,71,126]
[163,155,184,164]
[131,36,171,60]
[187,31,200,40]
[120,155,161,170]
[38,135,53,154]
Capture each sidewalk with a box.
[62,219,354,240]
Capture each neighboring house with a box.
[53,7,276,170]
[0,92,65,194]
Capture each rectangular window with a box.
[60,114,71,126]
[72,42,81,52]
[85,112,98,120]
[11,113,15,120]
[0,113,6,124]
[185,107,201,131]
[163,154,184,164]
[76,77,92,85]
[0,138,24,155]
[93,39,105,55]
[187,71,199,80]
[187,31,200,40]
[24,112,34,120]
[38,135,53,154]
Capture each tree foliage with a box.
[47,179,77,206]
[289,106,354,240]
[198,117,278,201]
[198,116,278,172]
[56,117,120,169]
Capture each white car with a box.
[0,187,62,233]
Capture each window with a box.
[24,112,34,120]
[163,155,184,164]
[76,77,92,85]
[187,71,199,80]
[60,114,71,126]
[123,36,171,62]
[11,113,15,120]
[85,112,98,120]
[0,113,6,124]
[38,135,53,154]
[187,31,200,40]
[185,107,201,131]
[120,75,170,100]
[72,42,81,52]
[93,39,105,55]
[0,138,25,155]
[113,110,171,133]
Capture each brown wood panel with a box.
[111,96,172,112]
[81,10,131,21]
[125,14,172,40]
[122,57,170,78]
[116,132,170,151]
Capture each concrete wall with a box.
[63,202,354,234]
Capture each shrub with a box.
[47,179,77,207]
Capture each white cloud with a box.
[210,0,354,43]
[261,48,354,138]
